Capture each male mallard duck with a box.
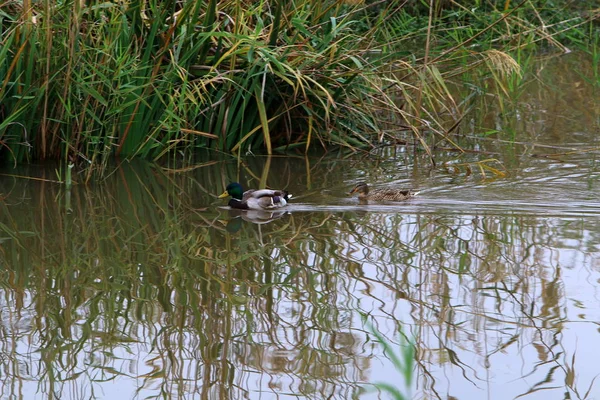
[218,182,292,210]
[348,182,419,202]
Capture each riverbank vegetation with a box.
[0,0,597,176]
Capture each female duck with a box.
[348,182,419,202]
[219,182,292,210]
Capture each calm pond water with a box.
[0,52,599,399]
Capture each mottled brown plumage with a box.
[348,182,419,202]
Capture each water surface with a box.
[0,51,599,399]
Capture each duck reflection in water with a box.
[226,209,290,233]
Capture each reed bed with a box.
[0,0,595,175]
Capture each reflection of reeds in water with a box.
[0,160,370,398]
[0,159,593,398]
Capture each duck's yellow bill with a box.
[218,191,229,198]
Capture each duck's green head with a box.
[219,182,244,200]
